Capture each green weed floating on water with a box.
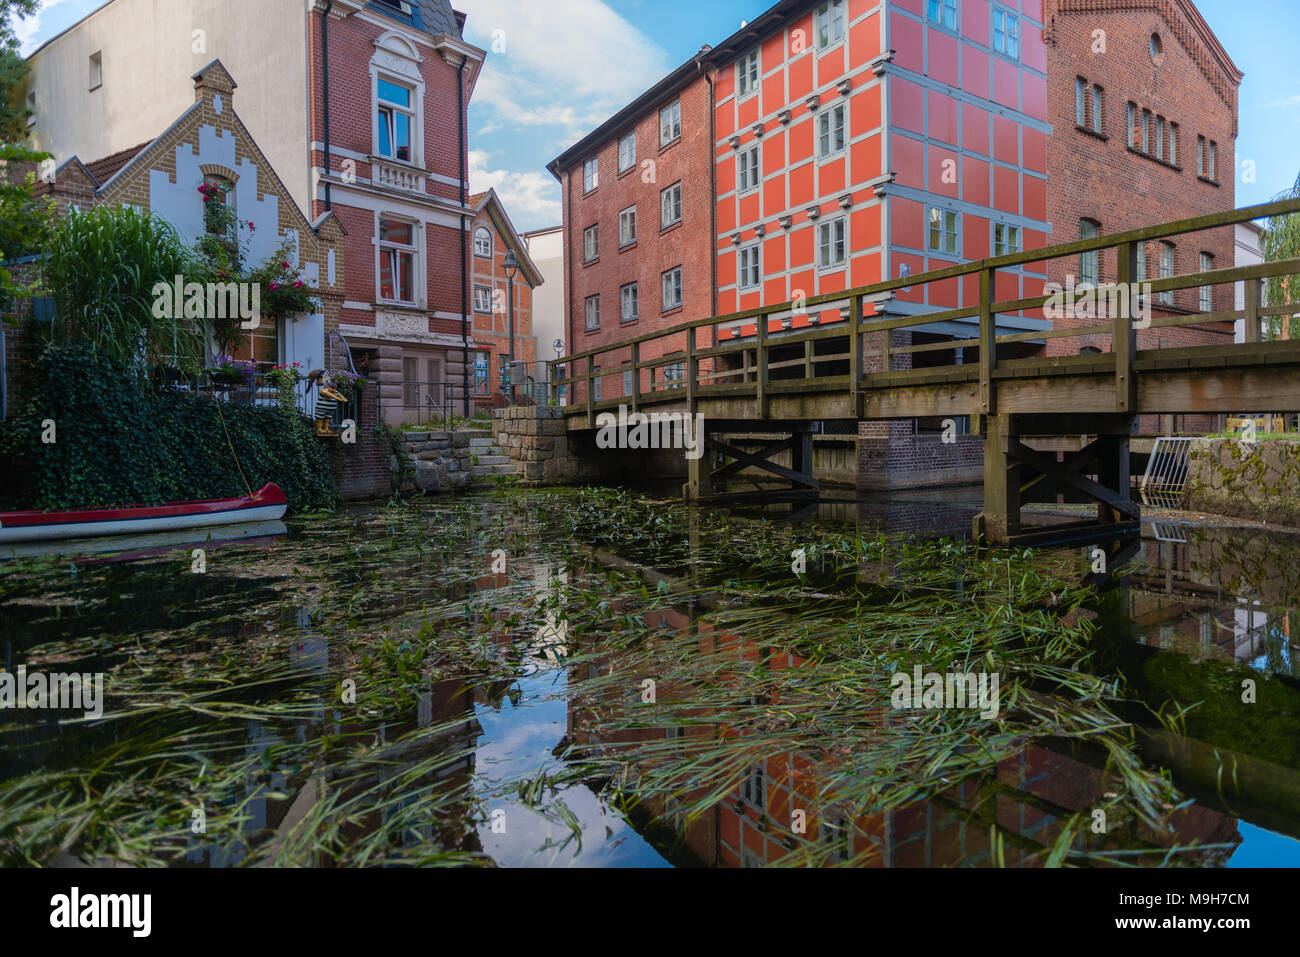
[0,488,1214,867]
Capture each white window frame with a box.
[1169,123,1178,166]
[1159,242,1175,305]
[618,131,636,174]
[993,223,1020,256]
[927,207,959,256]
[1080,219,1100,286]
[1199,252,1213,312]
[621,282,639,323]
[661,182,683,228]
[737,49,760,98]
[473,284,493,314]
[818,104,847,158]
[1091,85,1102,134]
[583,157,599,194]
[618,206,637,248]
[816,0,846,50]
[992,7,1019,59]
[377,215,419,306]
[89,51,103,91]
[585,295,600,331]
[660,100,681,147]
[818,216,847,269]
[662,266,683,311]
[473,227,492,259]
[1075,78,1087,127]
[739,245,761,289]
[927,0,958,31]
[738,144,761,193]
[374,73,418,165]
[1207,140,1217,180]
[583,224,599,263]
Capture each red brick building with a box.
[466,189,542,409]
[308,0,490,424]
[548,56,717,405]
[1043,0,1239,352]
[550,0,1238,484]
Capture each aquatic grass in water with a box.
[0,488,1221,866]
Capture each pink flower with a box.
[281,261,290,269]
[269,282,279,291]
[248,222,256,232]
[293,280,304,289]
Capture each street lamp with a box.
[503,249,518,404]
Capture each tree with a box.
[1262,171,1300,341]
[0,1,39,142]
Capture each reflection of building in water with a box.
[562,555,1242,867]
[1129,528,1300,677]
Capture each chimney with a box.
[192,60,237,106]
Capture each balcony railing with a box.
[372,157,427,196]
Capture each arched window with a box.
[473,227,493,259]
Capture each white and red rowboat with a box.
[0,484,288,544]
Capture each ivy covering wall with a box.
[0,344,335,511]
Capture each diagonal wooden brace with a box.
[706,436,820,489]
[1008,439,1140,519]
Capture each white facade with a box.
[524,226,565,364]
[27,0,311,211]
[1234,221,1265,343]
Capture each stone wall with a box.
[493,407,576,485]
[1183,439,1300,526]
[398,430,473,494]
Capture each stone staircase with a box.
[465,430,520,483]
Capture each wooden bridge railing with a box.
[549,198,1300,424]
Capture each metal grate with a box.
[1140,437,1194,508]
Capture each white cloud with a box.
[459,0,673,146]
[17,0,101,55]
[469,148,561,228]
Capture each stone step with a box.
[473,455,510,466]
[469,438,495,448]
[470,464,519,478]
[459,429,493,439]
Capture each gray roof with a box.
[420,0,461,36]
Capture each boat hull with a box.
[0,485,288,544]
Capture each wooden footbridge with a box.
[549,200,1300,546]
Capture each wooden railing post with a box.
[630,341,640,414]
[756,310,769,418]
[687,325,698,412]
[1115,240,1136,412]
[586,356,595,428]
[979,266,996,414]
[849,297,863,413]
[1244,277,1261,343]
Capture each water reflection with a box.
[1,493,1298,867]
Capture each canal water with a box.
[1,488,1297,867]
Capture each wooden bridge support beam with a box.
[975,414,1139,546]
[683,424,822,503]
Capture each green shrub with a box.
[43,205,202,374]
[0,344,335,511]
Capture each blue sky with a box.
[19,0,1300,232]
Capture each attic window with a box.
[374,0,414,16]
[89,51,102,91]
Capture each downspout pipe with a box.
[698,56,718,345]
[458,56,470,417]
[322,0,333,212]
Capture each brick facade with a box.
[306,2,493,425]
[467,190,541,407]
[32,61,346,373]
[551,63,716,406]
